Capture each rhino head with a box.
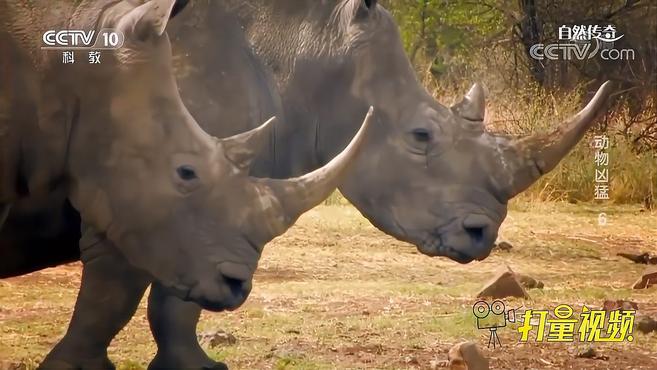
[267,0,614,263]
[57,0,373,311]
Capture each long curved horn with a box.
[219,117,277,171]
[507,81,614,196]
[261,107,375,225]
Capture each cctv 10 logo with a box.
[41,29,124,50]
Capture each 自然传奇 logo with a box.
[530,24,634,61]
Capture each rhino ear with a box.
[170,0,190,18]
[363,0,378,9]
[219,117,277,171]
[351,0,377,18]
[118,0,178,41]
[451,83,486,122]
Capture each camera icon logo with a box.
[473,300,516,348]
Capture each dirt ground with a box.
[1,201,656,369]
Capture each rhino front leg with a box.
[40,228,150,370]
[148,283,227,370]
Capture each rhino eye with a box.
[176,165,198,181]
[411,128,432,143]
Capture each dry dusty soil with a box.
[1,201,656,369]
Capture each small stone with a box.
[635,315,657,334]
[516,274,544,289]
[477,267,529,299]
[404,355,419,365]
[631,266,657,289]
[496,241,513,251]
[198,329,237,348]
[577,347,597,358]
[448,341,489,370]
[576,347,609,361]
[430,359,449,369]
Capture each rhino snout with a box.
[184,262,255,312]
[453,213,497,263]
[417,213,498,264]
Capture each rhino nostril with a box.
[217,261,252,281]
[217,261,253,298]
[224,276,246,297]
[464,226,485,244]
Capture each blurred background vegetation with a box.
[378,0,656,205]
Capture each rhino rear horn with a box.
[451,83,486,122]
[118,0,178,40]
[220,117,277,171]
[507,81,614,196]
[261,107,375,227]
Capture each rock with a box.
[198,330,237,348]
[477,267,529,299]
[635,315,657,334]
[495,241,513,251]
[631,266,657,289]
[516,274,544,289]
[448,341,489,370]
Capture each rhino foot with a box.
[38,356,115,370]
[148,352,228,370]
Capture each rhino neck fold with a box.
[220,0,349,86]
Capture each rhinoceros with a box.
[139,2,613,368]
[0,0,375,367]
[1,0,612,369]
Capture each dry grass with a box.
[1,200,656,369]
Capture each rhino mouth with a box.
[376,212,483,264]
[162,279,249,312]
[417,231,487,264]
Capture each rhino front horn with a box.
[263,107,375,226]
[508,81,614,196]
